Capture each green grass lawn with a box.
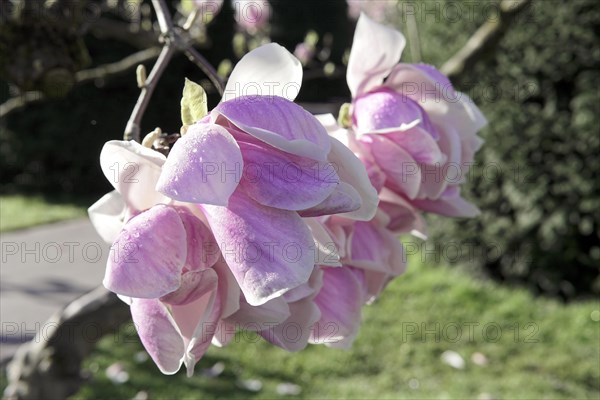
[68,258,600,400]
[0,195,89,232]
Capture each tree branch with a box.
[440,0,532,81]
[123,44,175,141]
[3,287,131,400]
[152,0,174,34]
[184,45,225,95]
[0,47,162,120]
[75,47,163,84]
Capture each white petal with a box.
[88,191,125,244]
[347,13,406,97]
[99,140,168,211]
[223,43,303,101]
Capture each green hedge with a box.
[425,0,600,298]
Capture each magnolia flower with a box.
[109,204,240,376]
[213,265,324,352]
[156,43,377,307]
[345,14,487,220]
[316,113,427,238]
[308,211,406,348]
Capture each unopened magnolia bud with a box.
[142,127,161,148]
[338,103,352,129]
[136,65,147,88]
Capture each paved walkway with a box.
[0,219,108,362]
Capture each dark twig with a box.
[123,44,175,141]
[75,47,162,84]
[184,45,225,95]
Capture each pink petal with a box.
[349,218,406,277]
[310,267,365,348]
[202,190,315,306]
[327,136,379,220]
[170,289,218,376]
[353,88,439,139]
[227,296,291,329]
[156,123,243,206]
[213,259,241,318]
[100,140,168,211]
[298,182,361,217]
[418,126,462,199]
[365,135,422,199]
[385,63,454,111]
[347,13,406,97]
[130,298,184,374]
[211,319,237,347]
[384,126,443,165]
[283,265,323,302]
[378,188,428,238]
[412,186,480,217]
[260,295,321,352]
[212,96,331,161]
[303,217,342,267]
[104,205,186,298]
[176,207,220,271]
[237,140,338,210]
[160,268,218,306]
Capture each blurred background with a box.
[1,0,599,399]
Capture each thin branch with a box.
[441,0,532,81]
[0,48,162,119]
[152,0,174,33]
[75,47,162,84]
[0,92,44,119]
[3,0,224,127]
[183,8,200,31]
[122,0,177,142]
[123,44,175,141]
[184,46,225,95]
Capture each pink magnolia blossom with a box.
[109,204,240,376]
[315,113,427,238]
[308,210,406,348]
[345,14,487,223]
[213,265,324,352]
[156,43,377,307]
[89,43,381,374]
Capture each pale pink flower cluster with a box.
[89,15,485,375]
[339,14,487,238]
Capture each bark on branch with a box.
[2,287,131,400]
